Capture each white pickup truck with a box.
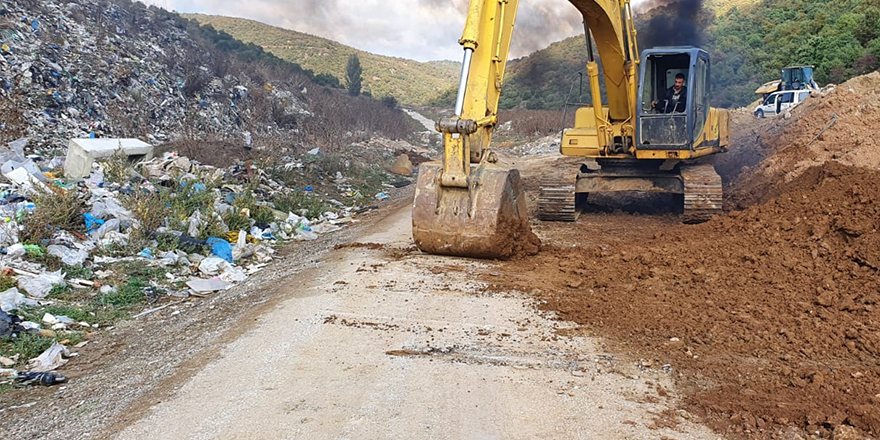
[754,90,812,118]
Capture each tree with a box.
[345,54,363,97]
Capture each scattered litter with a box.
[15,371,67,387]
[28,341,70,372]
[47,245,89,266]
[186,278,231,293]
[18,270,65,299]
[206,237,233,263]
[0,288,37,312]
[0,310,23,338]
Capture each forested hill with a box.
[184,14,460,106]
[496,0,880,109]
[710,0,880,107]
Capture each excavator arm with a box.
[438,0,640,184]
[436,0,520,188]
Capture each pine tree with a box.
[345,54,363,97]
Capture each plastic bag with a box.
[206,237,233,263]
[91,218,120,240]
[198,257,228,276]
[47,245,88,266]
[91,201,107,219]
[236,229,247,248]
[102,197,133,222]
[0,287,36,312]
[6,243,26,258]
[295,229,318,241]
[83,213,104,232]
[220,265,247,283]
[157,251,179,267]
[28,341,70,373]
[0,221,19,247]
[18,270,65,299]
[187,211,202,238]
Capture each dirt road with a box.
[112,203,718,440]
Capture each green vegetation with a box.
[346,54,363,97]
[99,277,150,308]
[272,191,330,220]
[708,0,880,107]
[182,14,460,105]
[501,36,592,110]
[3,333,53,366]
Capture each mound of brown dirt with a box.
[718,71,880,209]
[490,162,880,438]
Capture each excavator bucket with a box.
[412,162,538,259]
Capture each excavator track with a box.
[538,177,578,222]
[680,163,723,224]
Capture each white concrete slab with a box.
[65,138,154,179]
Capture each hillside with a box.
[183,14,459,106]
[0,1,420,155]
[493,0,880,109]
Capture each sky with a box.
[139,0,607,62]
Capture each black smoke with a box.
[637,0,705,48]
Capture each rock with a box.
[833,425,864,440]
[390,154,414,177]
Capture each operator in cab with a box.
[653,73,687,113]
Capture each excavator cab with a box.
[637,47,710,152]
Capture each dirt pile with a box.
[490,162,880,438]
[717,71,880,208]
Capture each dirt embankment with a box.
[717,71,880,208]
[487,72,880,439]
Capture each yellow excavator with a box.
[412,0,730,259]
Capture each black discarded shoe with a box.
[14,371,68,387]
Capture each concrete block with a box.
[64,139,154,179]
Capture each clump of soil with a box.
[490,162,880,438]
[334,242,386,250]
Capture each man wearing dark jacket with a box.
[653,73,687,113]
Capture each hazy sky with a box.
[141,0,600,61]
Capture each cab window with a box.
[693,57,708,137]
[640,53,690,114]
[798,91,810,102]
[780,92,794,104]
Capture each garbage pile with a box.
[0,138,406,386]
[509,134,561,156]
[0,0,307,150]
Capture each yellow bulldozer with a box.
[412,0,730,259]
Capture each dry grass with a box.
[22,189,87,244]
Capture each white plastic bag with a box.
[0,221,19,247]
[47,245,89,266]
[28,341,70,372]
[91,218,120,240]
[6,243,26,258]
[18,270,65,299]
[0,287,37,312]
[198,257,228,276]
